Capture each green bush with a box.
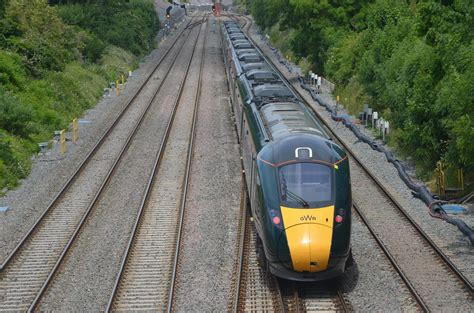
[0,94,32,138]
[57,1,160,57]
[3,0,77,76]
[0,50,26,90]
[0,130,31,193]
[0,0,161,192]
[249,0,474,175]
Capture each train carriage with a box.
[222,21,352,281]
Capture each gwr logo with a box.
[300,215,316,222]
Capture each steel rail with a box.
[290,282,302,312]
[0,15,196,272]
[279,279,352,312]
[353,203,429,312]
[27,15,205,312]
[352,159,473,293]
[231,178,248,313]
[237,12,473,296]
[336,287,351,313]
[166,17,209,313]
[105,15,208,312]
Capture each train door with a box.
[250,156,263,232]
[234,84,244,138]
[240,118,252,190]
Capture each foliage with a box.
[2,0,78,76]
[248,0,474,174]
[56,1,160,56]
[0,0,160,192]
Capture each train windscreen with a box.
[279,163,333,208]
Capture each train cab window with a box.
[279,163,333,208]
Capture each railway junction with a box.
[0,1,472,312]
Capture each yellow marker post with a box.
[458,168,464,191]
[60,129,66,155]
[336,95,340,103]
[72,118,78,144]
[121,74,125,93]
[436,161,445,196]
[116,80,119,95]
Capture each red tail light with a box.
[270,210,284,229]
[335,215,343,223]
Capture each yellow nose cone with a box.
[281,206,334,272]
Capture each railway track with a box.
[279,281,350,312]
[0,14,206,311]
[229,190,350,312]
[230,199,284,312]
[106,16,209,312]
[233,13,473,311]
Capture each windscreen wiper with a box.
[280,172,310,207]
[286,190,310,208]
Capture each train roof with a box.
[242,62,269,72]
[245,69,279,82]
[258,133,343,166]
[230,33,246,40]
[236,49,257,56]
[232,39,250,45]
[224,22,239,28]
[260,102,329,140]
[233,42,253,49]
[252,84,293,98]
[238,53,262,62]
[223,22,341,158]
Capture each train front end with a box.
[257,134,352,281]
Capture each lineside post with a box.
[72,118,78,144]
[116,79,119,95]
[60,129,66,155]
[458,168,464,191]
[436,161,446,196]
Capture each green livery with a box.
[222,21,352,281]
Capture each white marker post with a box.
[372,111,378,128]
[379,118,384,137]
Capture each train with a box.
[222,21,353,281]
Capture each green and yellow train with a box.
[223,21,352,281]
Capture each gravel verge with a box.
[172,16,242,311]
[246,17,473,286]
